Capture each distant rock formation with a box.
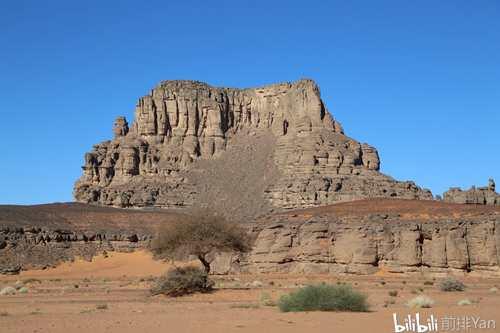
[443,179,499,206]
[74,79,432,217]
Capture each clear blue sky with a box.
[0,0,498,204]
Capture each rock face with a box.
[237,215,500,276]
[74,79,431,216]
[443,179,499,205]
[2,200,499,276]
[0,203,181,271]
[211,200,500,276]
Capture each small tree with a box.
[151,211,250,274]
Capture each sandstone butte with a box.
[73,79,435,220]
[1,79,499,276]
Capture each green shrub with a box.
[278,284,369,312]
[151,266,214,297]
[18,287,28,294]
[439,277,466,292]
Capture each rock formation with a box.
[0,203,180,271]
[74,79,432,217]
[211,199,500,276]
[2,200,499,276]
[443,179,499,205]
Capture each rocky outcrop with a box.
[0,203,182,272]
[0,227,150,271]
[235,215,500,276]
[212,200,500,276]
[74,79,432,217]
[2,200,500,276]
[443,179,499,206]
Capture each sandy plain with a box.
[1,251,499,333]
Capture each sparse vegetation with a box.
[96,304,108,310]
[423,280,434,286]
[18,287,28,294]
[411,289,419,294]
[260,292,277,306]
[407,295,434,308]
[151,211,251,274]
[230,303,260,309]
[0,286,16,296]
[388,290,398,297]
[457,299,472,306]
[22,278,42,285]
[278,284,369,312]
[383,298,396,307]
[439,277,466,292]
[0,311,9,317]
[489,287,498,293]
[151,266,214,297]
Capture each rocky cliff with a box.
[213,199,500,276]
[74,79,432,217]
[443,179,499,206]
[0,203,180,272]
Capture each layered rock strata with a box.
[74,79,432,215]
[444,179,499,205]
[227,213,500,276]
[3,201,499,276]
[0,203,179,271]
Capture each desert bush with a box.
[0,286,16,296]
[230,303,260,309]
[151,266,214,297]
[439,277,466,292]
[96,303,108,310]
[22,278,42,285]
[18,287,28,294]
[260,292,277,306]
[388,290,398,297]
[383,298,396,307]
[423,280,434,286]
[278,284,369,312]
[151,211,251,273]
[407,295,434,308]
[411,287,425,294]
[457,299,472,306]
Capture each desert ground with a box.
[1,251,499,333]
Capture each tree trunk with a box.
[197,254,211,274]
